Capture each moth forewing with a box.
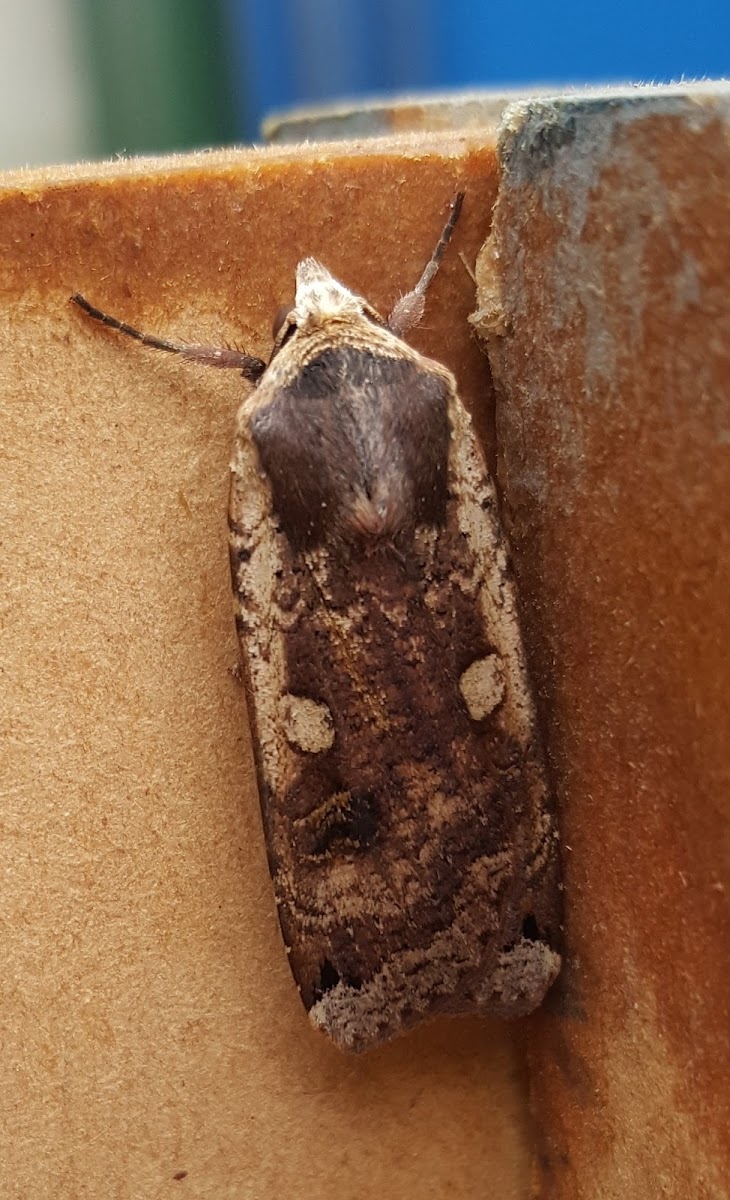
[229,277,561,1053]
[72,195,561,1054]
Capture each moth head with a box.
[267,259,387,367]
[286,258,385,335]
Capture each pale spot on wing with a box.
[280,694,335,753]
[459,655,505,721]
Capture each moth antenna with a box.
[387,191,465,337]
[70,293,266,382]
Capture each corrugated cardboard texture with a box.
[474,86,730,1199]
[0,137,532,1198]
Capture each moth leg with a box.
[387,191,464,337]
[229,658,245,685]
[70,293,267,382]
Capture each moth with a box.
[72,194,561,1053]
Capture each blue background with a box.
[227,0,730,137]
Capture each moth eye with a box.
[272,303,295,340]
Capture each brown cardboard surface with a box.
[0,137,534,1197]
[474,86,730,1199]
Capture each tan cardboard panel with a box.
[0,135,534,1199]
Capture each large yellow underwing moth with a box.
[72,194,561,1053]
